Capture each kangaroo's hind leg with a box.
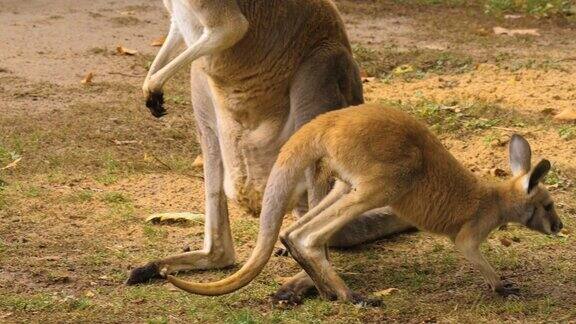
[127,64,235,284]
[280,182,391,305]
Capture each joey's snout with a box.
[550,219,563,234]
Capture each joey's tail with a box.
[168,131,325,295]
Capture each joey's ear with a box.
[524,159,551,193]
[509,134,531,176]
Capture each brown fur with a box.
[167,104,562,302]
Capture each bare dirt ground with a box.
[0,0,575,323]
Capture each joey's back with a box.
[282,104,483,236]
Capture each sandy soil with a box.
[0,0,575,323]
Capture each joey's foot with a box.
[349,291,384,307]
[145,91,166,118]
[126,262,163,285]
[274,247,290,257]
[270,288,304,307]
[495,281,520,297]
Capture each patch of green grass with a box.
[558,125,576,140]
[485,0,575,17]
[101,192,130,204]
[67,190,94,203]
[96,154,123,185]
[381,98,514,134]
[143,224,168,241]
[352,45,473,80]
[0,294,57,312]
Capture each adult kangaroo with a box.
[128,0,413,302]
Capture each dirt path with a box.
[1,1,575,323]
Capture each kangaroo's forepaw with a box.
[145,91,166,118]
[274,247,290,257]
[126,262,163,285]
[349,291,384,307]
[495,281,520,297]
[270,288,303,307]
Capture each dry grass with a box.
[1,1,575,323]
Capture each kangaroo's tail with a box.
[168,123,326,295]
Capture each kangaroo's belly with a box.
[212,84,295,216]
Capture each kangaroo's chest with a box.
[210,80,295,216]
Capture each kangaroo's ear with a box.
[524,159,551,193]
[509,134,531,176]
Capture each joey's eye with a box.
[544,203,553,212]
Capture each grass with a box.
[1,3,576,323]
[485,0,575,17]
[352,45,473,80]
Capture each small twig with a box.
[150,153,173,170]
[107,71,145,78]
[1,157,22,170]
[492,126,525,133]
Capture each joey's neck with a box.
[462,182,508,240]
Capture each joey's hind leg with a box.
[128,66,235,284]
[281,186,387,305]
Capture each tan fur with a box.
[168,103,562,303]
[131,0,415,296]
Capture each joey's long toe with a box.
[495,281,520,297]
[349,291,384,307]
[270,288,304,307]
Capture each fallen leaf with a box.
[561,228,571,235]
[145,212,204,224]
[85,290,95,297]
[493,27,540,36]
[1,157,22,170]
[150,36,166,47]
[393,64,414,75]
[500,237,512,247]
[116,46,138,55]
[554,109,576,121]
[113,140,140,146]
[490,168,508,178]
[374,288,400,297]
[192,155,204,168]
[81,72,94,85]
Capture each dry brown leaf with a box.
[116,46,138,56]
[1,157,22,170]
[554,109,576,122]
[490,168,508,178]
[145,212,204,224]
[493,27,540,36]
[150,36,166,47]
[500,237,512,247]
[192,155,204,168]
[374,288,400,297]
[81,72,94,85]
[113,140,140,146]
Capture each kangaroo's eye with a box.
[544,203,554,211]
